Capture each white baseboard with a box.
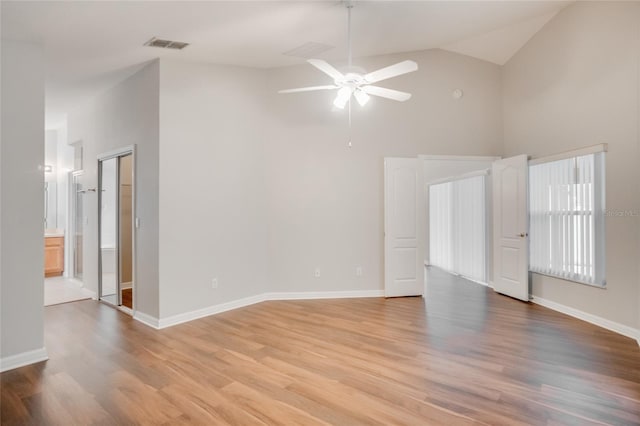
[531,296,640,345]
[133,311,160,329]
[158,293,267,329]
[0,347,48,372]
[134,289,385,330]
[265,289,385,300]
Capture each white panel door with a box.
[384,158,424,297]
[492,155,529,301]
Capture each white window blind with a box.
[529,152,606,286]
[429,174,486,283]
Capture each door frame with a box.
[69,170,84,281]
[97,145,136,315]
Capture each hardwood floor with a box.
[121,288,132,309]
[2,267,639,425]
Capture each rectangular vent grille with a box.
[144,37,189,50]
[283,42,334,58]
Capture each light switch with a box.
[135,217,140,229]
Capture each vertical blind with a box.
[529,153,606,286]
[429,174,486,283]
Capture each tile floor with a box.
[44,276,94,306]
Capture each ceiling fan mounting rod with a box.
[346,0,353,67]
[277,0,417,114]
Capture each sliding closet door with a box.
[99,157,119,306]
[98,147,135,311]
[119,154,133,309]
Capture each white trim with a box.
[133,290,385,330]
[97,145,136,162]
[419,155,501,162]
[265,290,384,300]
[427,168,490,186]
[0,347,48,372]
[531,296,640,345]
[133,311,160,329]
[528,143,607,166]
[118,305,133,316]
[87,289,98,300]
[158,294,267,329]
[120,281,133,290]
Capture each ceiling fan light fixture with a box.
[354,89,370,106]
[333,87,353,109]
[277,2,417,112]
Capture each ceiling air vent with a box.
[144,37,189,50]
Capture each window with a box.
[429,174,486,283]
[529,152,606,286]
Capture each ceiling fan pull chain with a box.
[277,0,417,110]
[348,98,352,148]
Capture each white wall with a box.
[0,40,46,364]
[67,60,160,318]
[44,130,57,183]
[503,1,640,329]
[158,59,270,318]
[265,49,503,294]
[53,124,74,276]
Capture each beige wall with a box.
[0,40,46,361]
[154,49,502,318]
[265,49,503,293]
[67,61,160,318]
[158,59,271,318]
[503,1,640,328]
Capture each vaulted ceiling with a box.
[1,1,570,127]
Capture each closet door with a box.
[98,157,119,306]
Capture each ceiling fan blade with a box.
[307,59,344,81]
[278,85,338,94]
[364,60,418,84]
[361,85,412,102]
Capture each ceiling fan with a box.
[278,1,418,109]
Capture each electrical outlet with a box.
[314,268,321,278]
[356,266,363,276]
[211,278,218,289]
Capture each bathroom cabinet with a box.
[45,236,64,277]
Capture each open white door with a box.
[384,158,424,297]
[492,155,529,301]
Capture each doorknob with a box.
[518,233,528,238]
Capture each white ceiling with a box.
[1,1,570,128]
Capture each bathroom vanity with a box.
[45,231,64,277]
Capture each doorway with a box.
[98,148,134,312]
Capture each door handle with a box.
[518,233,528,238]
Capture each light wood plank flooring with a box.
[2,267,639,425]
